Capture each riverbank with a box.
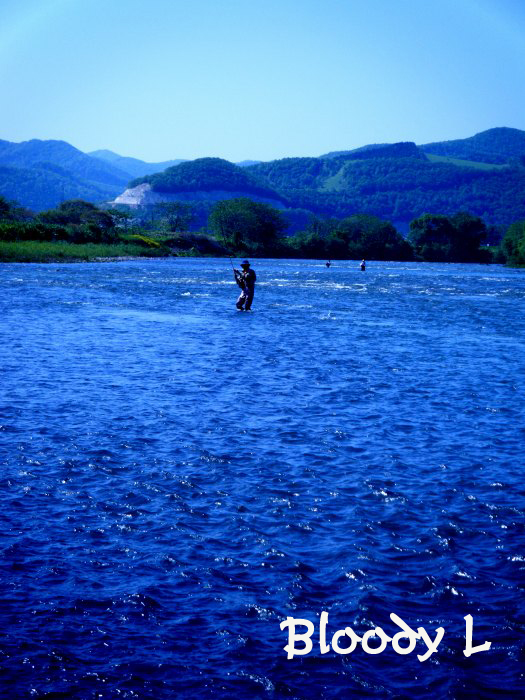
[0,240,171,263]
[1,234,521,266]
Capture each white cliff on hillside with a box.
[112,183,285,208]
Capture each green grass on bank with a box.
[0,238,515,265]
[0,240,171,263]
[425,154,509,171]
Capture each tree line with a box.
[205,197,519,264]
[0,198,120,244]
[1,195,524,266]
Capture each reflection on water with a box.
[0,258,524,698]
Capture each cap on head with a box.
[241,260,250,267]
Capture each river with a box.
[0,258,524,698]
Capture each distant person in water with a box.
[360,259,366,271]
[326,260,331,268]
[234,260,256,311]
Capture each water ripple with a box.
[0,259,524,698]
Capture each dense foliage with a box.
[208,198,287,253]
[206,200,492,263]
[501,220,525,266]
[407,212,490,262]
[148,202,194,232]
[284,214,414,261]
[0,198,119,244]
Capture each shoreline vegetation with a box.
[0,241,169,263]
[0,196,524,266]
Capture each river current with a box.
[0,258,524,699]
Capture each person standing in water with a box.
[234,260,256,311]
[360,259,366,271]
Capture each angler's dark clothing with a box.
[235,268,256,310]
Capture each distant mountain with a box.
[0,139,130,186]
[0,163,118,212]
[2,129,525,228]
[0,138,131,210]
[320,142,426,160]
[420,127,525,164]
[89,149,186,178]
[90,149,261,174]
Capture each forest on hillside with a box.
[130,158,285,202]
[247,156,525,230]
[1,128,525,232]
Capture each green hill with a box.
[130,157,286,203]
[0,139,130,186]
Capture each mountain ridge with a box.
[420,127,525,164]
[1,128,524,230]
[88,149,186,178]
[320,142,426,161]
[0,139,130,186]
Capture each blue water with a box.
[0,258,524,699]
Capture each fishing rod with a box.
[226,250,236,273]
[217,223,249,285]
[216,225,247,292]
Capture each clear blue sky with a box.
[1,0,524,162]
